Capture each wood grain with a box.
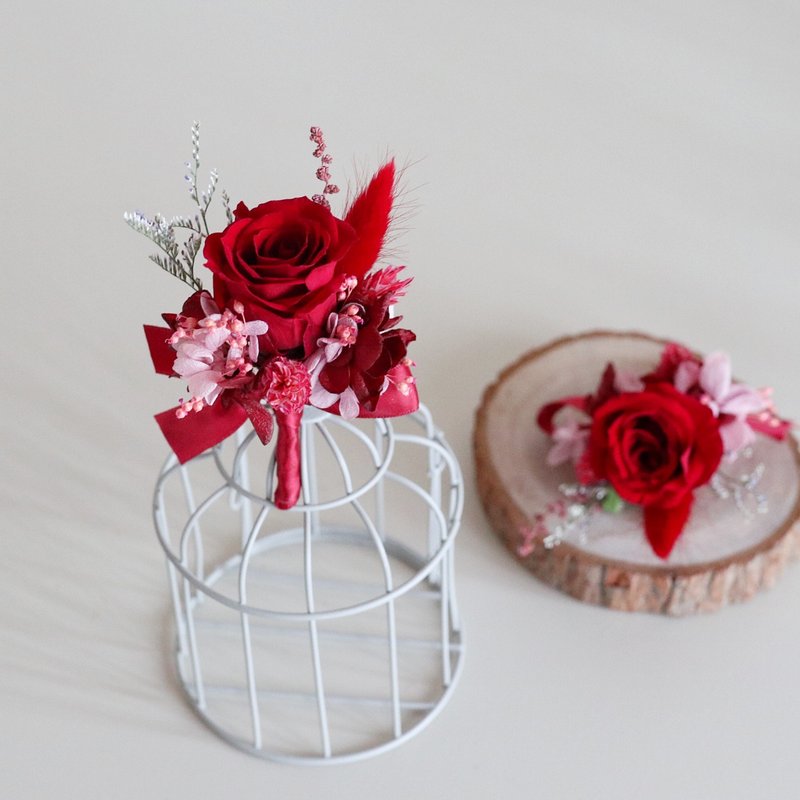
[473,331,800,615]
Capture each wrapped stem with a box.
[273,410,302,510]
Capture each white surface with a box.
[3,1,800,797]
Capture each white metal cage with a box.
[153,404,464,764]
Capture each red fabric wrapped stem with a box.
[273,410,302,510]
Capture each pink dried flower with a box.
[614,370,644,393]
[394,374,416,396]
[689,351,766,457]
[170,299,267,417]
[546,419,589,466]
[310,125,338,207]
[698,352,765,418]
[337,275,358,301]
[517,532,536,558]
[315,311,360,362]
[263,356,311,414]
[517,515,549,557]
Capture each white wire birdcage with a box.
[153,403,463,765]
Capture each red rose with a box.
[589,384,723,558]
[204,197,356,355]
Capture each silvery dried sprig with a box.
[125,121,231,291]
[517,482,623,557]
[710,450,769,517]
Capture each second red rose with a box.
[589,383,724,557]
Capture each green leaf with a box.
[601,488,625,514]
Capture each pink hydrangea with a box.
[171,299,267,418]
[674,351,766,456]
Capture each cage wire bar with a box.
[153,404,464,765]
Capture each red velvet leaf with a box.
[643,494,694,559]
[238,396,274,445]
[337,161,395,279]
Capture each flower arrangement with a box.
[536,342,791,558]
[127,124,418,509]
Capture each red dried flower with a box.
[317,283,415,414]
[263,356,311,415]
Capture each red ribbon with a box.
[746,413,791,441]
[155,400,248,465]
[144,325,178,376]
[145,326,419,508]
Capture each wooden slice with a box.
[474,331,800,615]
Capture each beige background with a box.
[2,1,800,797]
